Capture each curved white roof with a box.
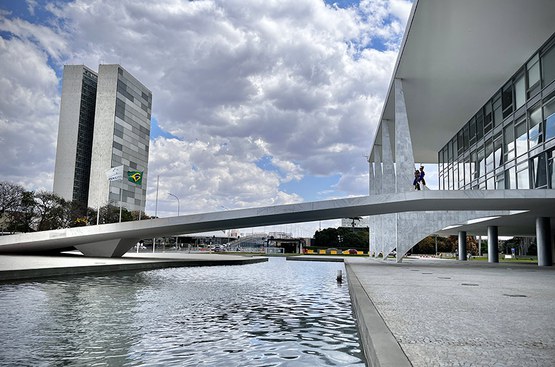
[374,0,555,162]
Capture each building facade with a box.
[438,36,555,192]
[53,65,98,205]
[53,64,152,213]
[367,0,555,265]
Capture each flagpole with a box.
[119,179,123,223]
[153,175,159,253]
[155,175,159,218]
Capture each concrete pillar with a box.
[382,120,395,193]
[368,154,375,195]
[536,217,552,266]
[458,231,467,261]
[394,79,416,193]
[488,226,499,263]
[373,148,382,195]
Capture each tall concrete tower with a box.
[53,64,152,213]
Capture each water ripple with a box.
[0,257,365,366]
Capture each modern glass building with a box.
[367,0,555,265]
[54,64,152,213]
[438,35,555,192]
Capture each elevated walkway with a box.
[0,190,553,257]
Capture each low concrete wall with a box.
[0,257,268,282]
[345,263,411,367]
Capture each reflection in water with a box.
[0,257,365,366]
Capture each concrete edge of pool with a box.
[345,261,411,367]
[0,253,268,282]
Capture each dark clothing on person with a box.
[419,167,426,186]
[413,170,421,190]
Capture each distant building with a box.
[53,64,152,213]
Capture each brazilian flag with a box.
[127,171,143,185]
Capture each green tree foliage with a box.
[7,190,36,233]
[314,227,369,248]
[97,203,134,224]
[34,191,67,231]
[0,181,148,232]
[413,235,458,254]
[0,181,25,217]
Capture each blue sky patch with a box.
[280,174,341,201]
[150,117,180,140]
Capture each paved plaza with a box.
[346,257,555,367]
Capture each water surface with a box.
[0,257,365,366]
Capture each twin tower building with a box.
[53,65,152,213]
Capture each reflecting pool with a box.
[0,257,365,366]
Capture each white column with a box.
[394,79,416,194]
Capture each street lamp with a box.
[168,193,180,216]
[168,193,180,251]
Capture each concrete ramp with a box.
[0,190,553,257]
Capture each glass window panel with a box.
[469,117,476,143]
[549,152,555,188]
[464,156,472,185]
[477,148,485,178]
[542,44,555,87]
[494,137,503,168]
[470,151,477,180]
[504,123,515,161]
[505,168,516,189]
[532,154,547,188]
[527,54,540,94]
[476,111,484,140]
[528,105,542,148]
[495,173,505,189]
[515,121,527,157]
[457,130,464,154]
[484,102,493,134]
[544,98,555,142]
[515,74,526,109]
[485,140,494,173]
[502,84,513,119]
[517,166,530,189]
[487,175,495,190]
[463,125,469,150]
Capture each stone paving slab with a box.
[345,257,555,367]
[0,252,267,282]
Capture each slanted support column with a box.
[394,79,415,193]
[368,153,375,195]
[458,231,467,261]
[381,120,395,193]
[536,217,553,266]
[488,226,499,263]
[373,148,382,195]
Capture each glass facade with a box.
[107,67,152,210]
[439,34,555,190]
[72,69,97,205]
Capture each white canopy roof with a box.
[374,0,555,162]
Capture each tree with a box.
[337,227,368,248]
[97,203,134,224]
[0,181,25,217]
[34,191,66,231]
[314,227,339,247]
[313,227,369,249]
[7,190,36,232]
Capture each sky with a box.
[0,0,421,237]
